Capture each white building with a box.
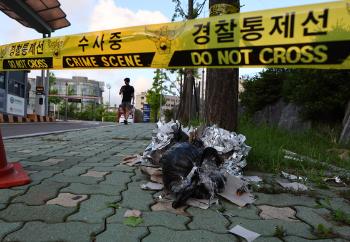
[135,91,179,111]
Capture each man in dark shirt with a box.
[119,77,135,124]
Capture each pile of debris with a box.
[123,120,254,209]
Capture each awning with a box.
[0,0,70,34]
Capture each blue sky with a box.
[0,0,334,105]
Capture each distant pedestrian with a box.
[119,77,135,125]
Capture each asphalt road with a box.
[0,121,116,139]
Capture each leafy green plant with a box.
[315,224,334,238]
[106,202,120,209]
[274,225,286,239]
[123,216,143,227]
[331,209,350,225]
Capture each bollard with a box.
[0,129,30,188]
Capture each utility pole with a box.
[205,0,240,131]
[106,84,111,110]
[64,82,68,121]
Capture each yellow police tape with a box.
[0,0,349,71]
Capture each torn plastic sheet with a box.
[229,225,260,242]
[219,174,255,207]
[277,180,308,191]
[142,121,189,165]
[141,182,164,191]
[142,121,251,176]
[242,176,263,183]
[281,171,306,181]
[186,198,218,209]
[323,176,346,186]
[201,125,251,176]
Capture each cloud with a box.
[28,0,166,107]
[89,0,169,31]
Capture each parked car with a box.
[118,105,135,124]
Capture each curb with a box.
[0,114,55,123]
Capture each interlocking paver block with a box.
[295,206,333,228]
[108,207,190,230]
[0,220,22,241]
[0,190,25,203]
[25,155,50,162]
[254,237,283,242]
[319,198,350,213]
[144,226,238,242]
[68,195,120,223]
[187,207,230,233]
[258,205,299,221]
[62,183,122,196]
[284,236,344,242]
[228,217,315,238]
[255,193,317,207]
[96,223,148,242]
[81,170,108,178]
[0,203,76,223]
[92,164,135,173]
[28,170,58,182]
[221,201,261,220]
[101,171,133,187]
[18,150,32,154]
[50,173,102,184]
[120,182,155,211]
[3,221,103,242]
[13,180,69,205]
[78,162,118,167]
[47,193,88,207]
[41,158,64,165]
[295,206,350,240]
[63,166,91,176]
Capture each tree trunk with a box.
[339,100,350,144]
[205,0,240,132]
[177,0,196,125]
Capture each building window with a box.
[8,72,25,98]
[0,72,5,89]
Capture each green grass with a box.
[274,225,286,239]
[331,209,350,225]
[238,116,350,174]
[315,224,334,238]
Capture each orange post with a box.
[0,129,30,188]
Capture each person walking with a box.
[119,77,135,124]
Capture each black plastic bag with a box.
[160,142,225,208]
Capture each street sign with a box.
[143,104,150,123]
[68,98,81,103]
[0,1,349,70]
[36,86,44,95]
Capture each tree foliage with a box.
[240,68,287,114]
[240,68,350,123]
[171,0,207,21]
[283,69,350,122]
[48,72,62,105]
[146,69,167,121]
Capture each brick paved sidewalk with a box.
[0,123,349,242]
